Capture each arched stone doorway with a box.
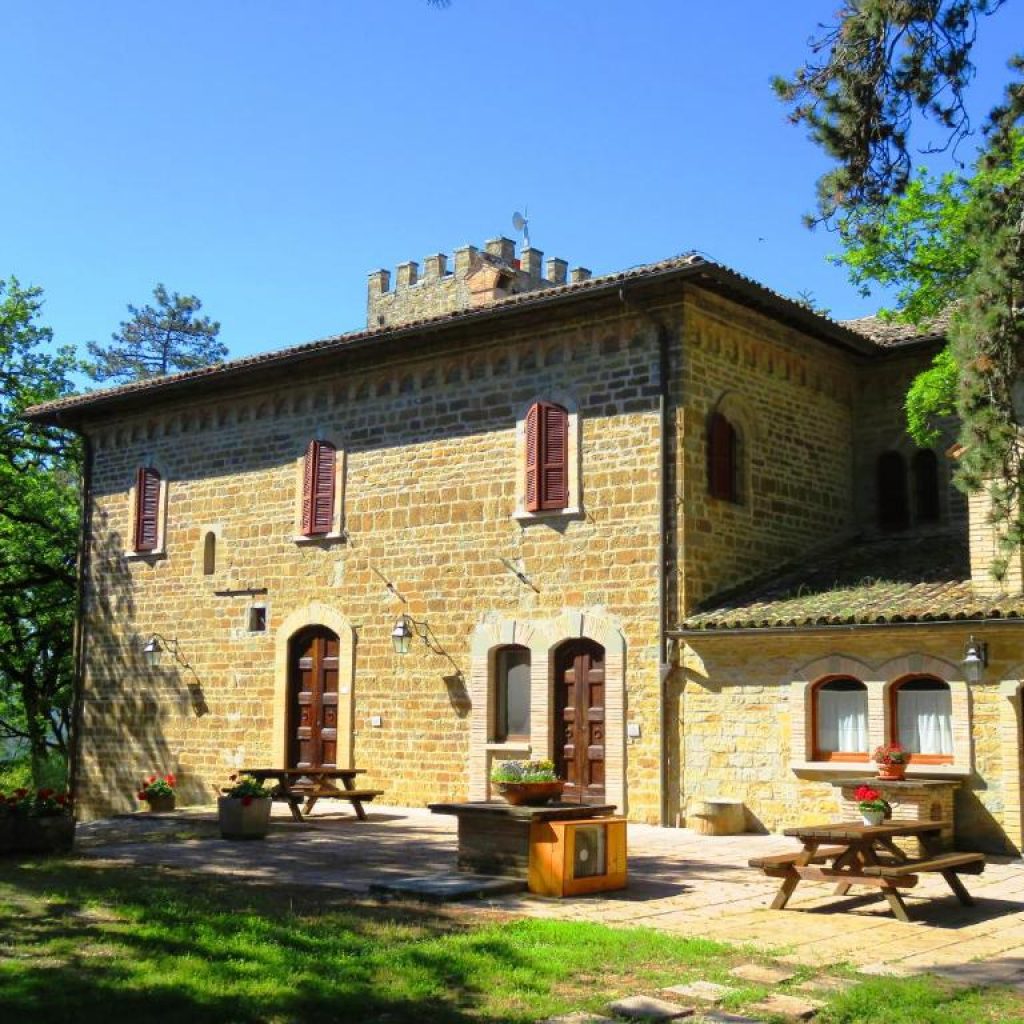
[287,625,340,770]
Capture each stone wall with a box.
[679,626,1024,853]
[76,305,664,820]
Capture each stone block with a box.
[729,964,796,986]
[605,995,694,1020]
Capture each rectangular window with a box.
[495,647,531,742]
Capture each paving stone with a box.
[856,962,911,977]
[539,1014,617,1024]
[661,981,734,1004]
[699,1013,766,1024]
[747,993,821,1020]
[729,963,797,985]
[367,872,526,902]
[794,976,856,995]
[605,995,694,1020]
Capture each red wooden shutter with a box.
[525,404,540,512]
[302,440,336,536]
[708,413,736,501]
[134,466,161,551]
[539,403,569,510]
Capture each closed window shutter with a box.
[525,404,540,512]
[708,413,737,501]
[302,440,336,536]
[134,467,161,551]
[539,403,568,510]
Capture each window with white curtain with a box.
[494,645,531,743]
[814,678,869,759]
[894,677,953,759]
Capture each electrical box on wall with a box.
[527,816,628,897]
[627,722,641,739]
[370,715,382,728]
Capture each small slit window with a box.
[877,451,909,530]
[203,532,216,575]
[892,676,953,762]
[913,449,940,523]
[813,678,868,761]
[707,412,739,502]
[494,645,531,743]
[247,607,267,633]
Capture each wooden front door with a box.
[555,639,606,804]
[287,626,339,770]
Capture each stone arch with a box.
[272,602,356,768]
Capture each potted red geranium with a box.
[137,773,177,812]
[218,774,273,839]
[0,787,75,855]
[874,743,910,781]
[855,785,890,826]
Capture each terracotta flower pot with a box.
[145,793,176,813]
[496,781,564,806]
[876,763,907,781]
[218,796,272,839]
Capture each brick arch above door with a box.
[468,610,626,815]
[273,602,356,768]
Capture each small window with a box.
[813,678,868,761]
[892,677,953,762]
[877,451,909,530]
[203,532,216,575]
[707,412,739,502]
[301,440,337,536]
[247,606,267,633]
[134,466,161,552]
[913,450,940,523]
[525,402,569,512]
[494,645,531,742]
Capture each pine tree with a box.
[86,283,225,383]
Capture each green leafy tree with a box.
[775,0,1024,577]
[0,278,80,782]
[86,283,225,383]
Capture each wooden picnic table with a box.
[749,819,985,923]
[238,767,382,822]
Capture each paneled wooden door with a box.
[555,639,606,804]
[287,626,340,770]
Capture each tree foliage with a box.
[86,283,224,384]
[776,0,1024,578]
[0,278,79,781]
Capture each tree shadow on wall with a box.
[77,507,207,815]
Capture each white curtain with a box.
[817,687,868,753]
[898,688,953,755]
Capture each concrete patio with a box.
[73,803,1024,987]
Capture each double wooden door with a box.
[287,626,339,770]
[555,639,606,804]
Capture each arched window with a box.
[877,451,909,530]
[525,402,568,512]
[813,678,869,760]
[203,531,216,575]
[133,466,162,552]
[301,440,337,536]
[494,645,531,743]
[913,449,940,523]
[707,412,739,502]
[891,677,953,762]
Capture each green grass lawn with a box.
[1,860,1022,1024]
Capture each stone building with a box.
[26,238,1024,853]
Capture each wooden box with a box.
[528,816,627,897]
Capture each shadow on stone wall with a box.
[957,780,1020,856]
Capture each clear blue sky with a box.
[4,2,1021,366]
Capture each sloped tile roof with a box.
[841,309,952,347]
[677,534,1024,632]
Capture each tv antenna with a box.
[512,209,530,248]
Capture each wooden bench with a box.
[239,767,382,821]
[282,784,384,819]
[862,852,986,906]
[748,846,848,876]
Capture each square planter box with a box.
[218,796,272,839]
[0,816,76,856]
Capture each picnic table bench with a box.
[238,767,383,821]
[749,819,985,923]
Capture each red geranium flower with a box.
[241,795,253,807]
[38,788,54,799]
[56,794,67,805]
[146,775,156,784]
[137,791,146,800]
[855,785,880,802]
[165,773,176,786]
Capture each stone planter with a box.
[495,781,564,807]
[145,793,176,813]
[218,796,272,839]
[0,815,76,855]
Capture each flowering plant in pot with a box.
[0,788,75,855]
[873,743,910,780]
[137,773,177,812]
[490,759,564,806]
[855,785,891,826]
[218,774,274,839]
